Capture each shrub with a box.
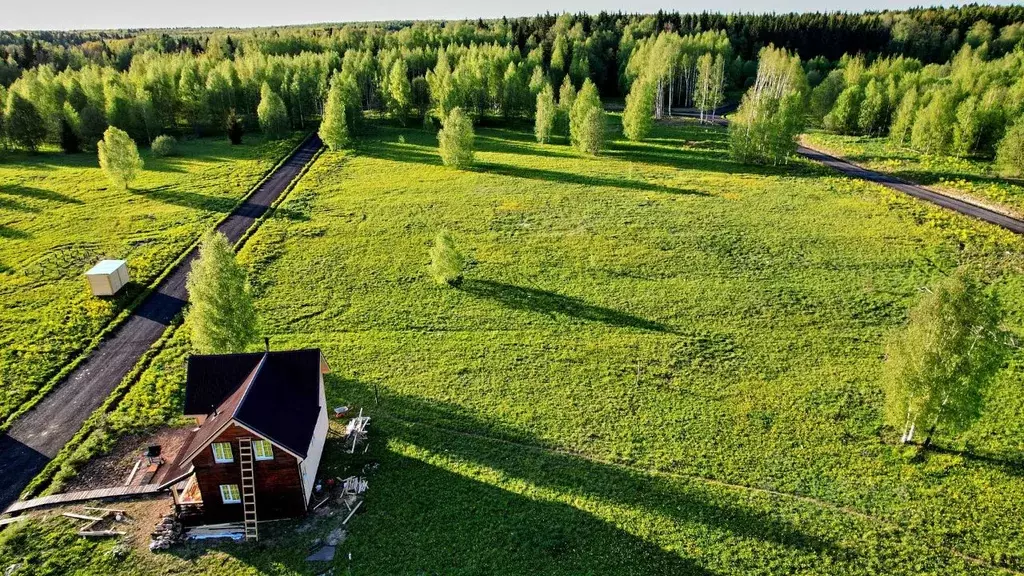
[226,110,244,145]
[151,135,177,157]
[438,107,474,169]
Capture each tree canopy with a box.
[97,126,143,190]
[185,231,258,355]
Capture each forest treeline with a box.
[1,7,1023,170]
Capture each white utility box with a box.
[85,259,130,296]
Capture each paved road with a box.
[0,135,322,510]
[665,109,1024,235]
[796,145,1024,235]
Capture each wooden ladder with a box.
[238,438,258,542]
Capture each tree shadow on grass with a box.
[923,444,1024,480]
[136,186,308,221]
[473,161,706,196]
[0,183,83,205]
[0,224,30,240]
[459,279,675,333]
[0,196,39,213]
[321,379,853,572]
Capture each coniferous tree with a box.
[883,271,1007,447]
[59,107,81,154]
[438,107,474,169]
[320,76,350,151]
[186,231,258,355]
[4,92,47,151]
[97,126,143,190]
[569,79,604,155]
[534,83,556,144]
[257,83,289,140]
[226,109,244,145]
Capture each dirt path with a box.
[0,135,323,510]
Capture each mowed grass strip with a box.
[39,119,1024,574]
[0,134,302,423]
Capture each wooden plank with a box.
[3,484,164,515]
[82,507,127,514]
[62,513,104,522]
[0,517,28,528]
[78,530,125,537]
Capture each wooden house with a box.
[163,348,330,540]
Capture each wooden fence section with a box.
[2,485,164,515]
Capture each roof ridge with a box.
[232,351,268,420]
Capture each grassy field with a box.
[0,134,302,425]
[9,118,1024,574]
[802,131,1024,217]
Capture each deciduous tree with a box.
[4,92,46,151]
[438,107,474,169]
[186,231,258,354]
[320,76,350,151]
[995,121,1024,177]
[97,126,143,190]
[569,79,604,155]
[534,82,556,144]
[883,271,1007,447]
[257,83,289,140]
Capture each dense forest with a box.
[1,5,1023,172]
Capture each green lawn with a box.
[802,131,1024,216]
[12,119,1024,574]
[0,134,302,425]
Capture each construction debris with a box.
[186,522,244,541]
[149,513,183,550]
[344,408,371,454]
[64,508,129,538]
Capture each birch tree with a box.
[729,46,807,165]
[98,126,143,190]
[883,271,1007,447]
[534,83,556,144]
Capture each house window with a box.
[253,440,274,461]
[212,442,233,463]
[220,484,240,504]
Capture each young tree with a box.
[387,59,412,124]
[438,107,474,169]
[623,77,655,141]
[97,126,143,190]
[320,76,350,151]
[556,76,577,139]
[995,121,1024,177]
[226,110,244,145]
[883,271,1007,447]
[694,53,726,123]
[428,229,466,287]
[569,79,605,155]
[534,83,556,144]
[185,231,258,354]
[257,83,290,140]
[4,92,47,151]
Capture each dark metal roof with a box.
[181,349,326,462]
[184,352,264,416]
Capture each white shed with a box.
[85,260,130,296]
